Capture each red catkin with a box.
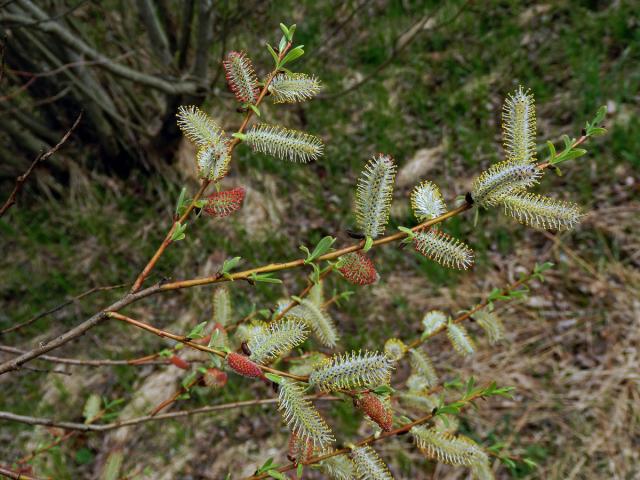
[203,187,246,218]
[226,352,264,379]
[203,368,228,389]
[356,393,393,431]
[169,355,190,370]
[338,251,379,285]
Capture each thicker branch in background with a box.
[0,2,198,94]
[0,282,126,335]
[135,0,172,65]
[0,396,339,432]
[0,346,169,367]
[0,111,82,217]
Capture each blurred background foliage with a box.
[1,1,638,479]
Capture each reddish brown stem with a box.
[129,41,294,294]
[107,312,308,381]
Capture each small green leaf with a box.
[279,23,290,39]
[175,187,187,216]
[187,321,208,340]
[266,43,279,65]
[372,385,394,396]
[303,236,336,263]
[249,272,282,284]
[591,105,607,126]
[249,105,261,117]
[181,371,198,389]
[265,373,283,384]
[279,45,304,67]
[221,257,242,275]
[546,140,556,159]
[267,470,286,480]
[362,236,374,252]
[278,35,287,53]
[588,126,607,137]
[296,463,303,478]
[232,132,247,140]
[171,221,188,242]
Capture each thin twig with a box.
[0,395,339,432]
[0,346,169,367]
[0,111,82,217]
[0,283,126,335]
[107,311,308,382]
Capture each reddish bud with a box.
[338,251,379,285]
[169,355,190,370]
[356,393,393,431]
[226,352,264,379]
[203,368,228,389]
[203,187,246,218]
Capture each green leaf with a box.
[302,236,336,264]
[267,470,286,480]
[278,35,287,53]
[181,371,198,389]
[546,140,556,159]
[279,23,290,40]
[362,236,374,252]
[83,394,101,423]
[296,463,303,479]
[221,257,242,275]
[171,221,188,242]
[249,104,261,117]
[288,24,296,40]
[187,321,208,340]
[232,132,247,141]
[249,272,282,284]
[267,43,278,67]
[588,127,607,137]
[398,226,415,242]
[175,187,187,216]
[372,385,394,396]
[279,45,304,68]
[265,373,283,384]
[591,105,607,126]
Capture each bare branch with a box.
[0,3,198,94]
[0,111,82,217]
[136,0,173,65]
[0,283,126,335]
[0,395,339,432]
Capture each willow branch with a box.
[107,312,309,381]
[0,346,169,367]
[0,137,576,375]
[0,111,82,217]
[246,386,491,479]
[129,39,294,294]
[0,395,339,432]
